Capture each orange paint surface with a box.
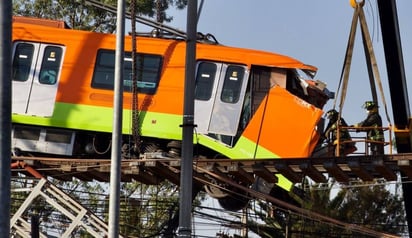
[12,17,327,159]
[13,20,317,117]
[243,86,323,158]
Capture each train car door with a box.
[12,42,64,117]
[195,61,249,136]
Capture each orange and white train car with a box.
[11,16,332,209]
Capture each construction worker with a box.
[353,101,385,155]
[323,109,355,156]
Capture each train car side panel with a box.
[11,17,330,162]
[12,102,183,140]
[243,86,323,158]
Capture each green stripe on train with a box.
[12,102,183,140]
[12,102,292,191]
[196,134,292,191]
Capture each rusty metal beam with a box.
[347,160,374,182]
[145,161,180,185]
[397,160,412,179]
[228,162,255,184]
[252,163,278,183]
[299,162,327,183]
[373,159,398,181]
[323,161,350,183]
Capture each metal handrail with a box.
[334,125,392,156]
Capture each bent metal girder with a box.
[11,153,412,237]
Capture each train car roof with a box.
[13,16,70,29]
[195,43,317,76]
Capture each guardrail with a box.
[333,125,393,156]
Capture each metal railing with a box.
[334,125,393,156]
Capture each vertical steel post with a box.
[178,0,197,237]
[376,0,412,236]
[31,214,39,238]
[108,0,125,237]
[0,1,12,236]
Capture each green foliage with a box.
[284,180,405,237]
[247,201,287,238]
[246,179,406,238]
[13,0,113,32]
[114,180,181,237]
[331,181,406,234]
[10,178,31,215]
[12,0,187,32]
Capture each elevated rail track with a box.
[11,153,411,238]
[12,153,412,185]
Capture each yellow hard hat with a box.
[326,109,338,119]
[362,101,378,110]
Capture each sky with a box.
[129,1,412,236]
[156,0,412,129]
[161,1,412,236]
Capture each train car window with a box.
[286,70,307,99]
[38,46,62,85]
[221,65,245,103]
[12,43,34,82]
[195,62,217,100]
[92,49,162,94]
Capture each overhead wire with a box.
[196,165,402,238]
[11,168,408,237]
[9,0,406,237]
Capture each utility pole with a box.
[0,1,12,236]
[108,0,125,237]
[376,0,412,236]
[178,0,197,237]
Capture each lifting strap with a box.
[334,3,391,125]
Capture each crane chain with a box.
[130,0,141,154]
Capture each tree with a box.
[12,0,187,32]
[244,179,406,237]
[330,180,406,235]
